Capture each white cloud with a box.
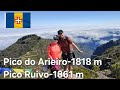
[73,38,91,43]
[113,34,120,37]
[112,38,118,41]
[0,38,17,50]
[98,40,109,45]
[0,27,120,50]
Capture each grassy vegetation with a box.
[111,63,120,79]
[91,65,100,72]
[92,45,120,79]
[97,45,120,64]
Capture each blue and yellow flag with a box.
[6,12,31,28]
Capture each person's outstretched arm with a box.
[72,42,83,53]
[67,37,83,53]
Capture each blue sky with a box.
[29,11,120,28]
[0,11,120,28]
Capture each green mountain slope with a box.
[0,34,98,79]
[92,39,120,59]
[0,34,52,68]
[98,45,120,64]
[0,34,42,60]
[92,45,120,79]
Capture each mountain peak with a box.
[17,34,41,44]
[0,34,51,60]
[18,34,41,41]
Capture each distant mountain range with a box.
[92,39,120,58]
[0,30,119,60]
[76,30,120,57]
[0,28,120,53]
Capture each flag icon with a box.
[6,12,31,28]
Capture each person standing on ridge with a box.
[47,35,61,79]
[57,30,83,79]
